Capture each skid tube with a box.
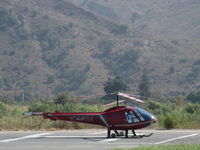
[107,129,153,138]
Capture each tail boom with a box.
[24,112,107,127]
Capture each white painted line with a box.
[44,135,105,138]
[44,135,119,143]
[155,133,198,145]
[88,131,106,135]
[99,138,119,142]
[0,133,52,142]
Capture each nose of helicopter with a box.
[151,115,157,123]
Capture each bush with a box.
[187,60,200,82]
[184,103,200,114]
[146,100,174,115]
[0,7,17,30]
[101,49,140,78]
[0,102,8,118]
[54,92,75,105]
[110,24,128,35]
[56,68,87,91]
[0,96,13,104]
[28,101,54,112]
[163,115,177,129]
[35,28,49,41]
[186,91,200,103]
[16,28,30,40]
[97,39,114,57]
[115,49,140,75]
[131,12,141,23]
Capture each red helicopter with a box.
[23,92,157,138]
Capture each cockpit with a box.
[134,107,156,122]
[125,107,157,123]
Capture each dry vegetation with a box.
[0,0,200,101]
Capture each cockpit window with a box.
[135,108,150,115]
[125,110,139,123]
[134,107,154,121]
[134,109,144,121]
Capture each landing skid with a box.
[107,129,153,138]
[130,133,153,138]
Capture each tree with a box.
[0,96,13,104]
[131,12,141,23]
[138,69,150,98]
[186,91,200,103]
[97,39,114,57]
[110,24,128,35]
[103,76,129,95]
[54,92,75,105]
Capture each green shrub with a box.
[0,96,13,104]
[28,101,53,112]
[146,100,173,115]
[0,102,7,118]
[28,100,104,114]
[186,91,200,103]
[163,115,177,129]
[184,103,200,114]
[54,92,75,105]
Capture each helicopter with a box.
[23,92,157,138]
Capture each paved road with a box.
[0,130,199,150]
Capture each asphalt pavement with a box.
[0,129,199,150]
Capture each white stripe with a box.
[43,135,119,143]
[99,138,119,142]
[0,133,52,142]
[155,133,198,145]
[43,135,105,138]
[88,131,107,135]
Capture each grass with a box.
[115,144,200,150]
[0,102,106,130]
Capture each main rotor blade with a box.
[118,92,145,103]
[103,100,125,107]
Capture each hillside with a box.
[71,0,200,41]
[0,0,200,101]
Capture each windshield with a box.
[134,107,154,121]
[134,108,150,115]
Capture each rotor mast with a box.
[116,92,119,106]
